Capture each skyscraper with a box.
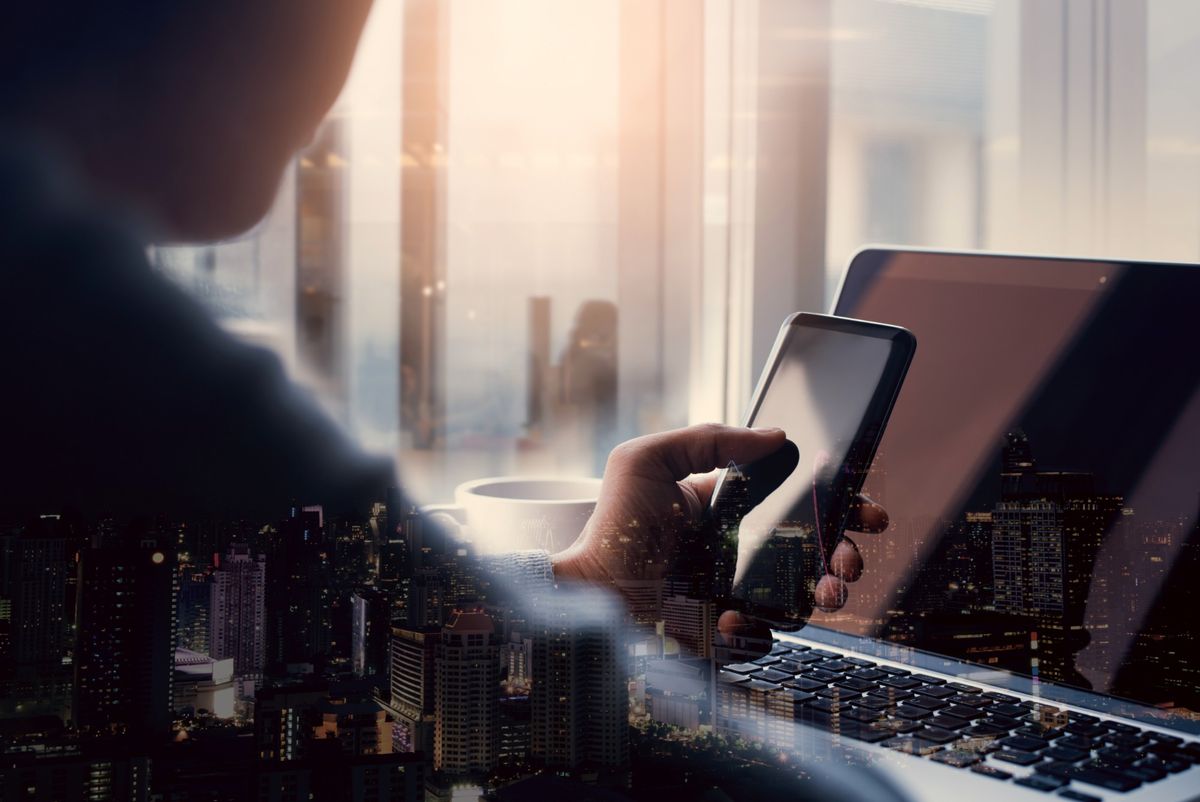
[177,567,212,653]
[388,625,440,754]
[74,533,177,737]
[351,588,392,679]
[991,434,1121,682]
[434,609,499,776]
[662,594,715,659]
[0,517,71,716]
[530,592,628,773]
[209,544,266,695]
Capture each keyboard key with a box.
[1037,762,1142,793]
[986,714,1022,730]
[1064,723,1107,738]
[804,668,841,683]
[853,696,892,711]
[895,705,932,721]
[1093,746,1139,766]
[951,694,993,708]
[818,660,854,673]
[836,677,877,693]
[946,682,981,694]
[907,696,950,712]
[1105,721,1140,735]
[1104,732,1149,749]
[1000,735,1051,753]
[884,736,944,756]
[1015,774,1066,793]
[792,652,826,664]
[752,655,782,666]
[723,662,760,675]
[944,705,982,721]
[844,707,886,723]
[872,718,923,735]
[984,692,1019,704]
[1043,746,1089,763]
[718,671,749,685]
[1072,767,1143,793]
[868,687,913,701]
[1125,763,1166,783]
[776,689,817,705]
[930,749,981,768]
[990,703,1027,718]
[849,668,887,681]
[799,710,893,743]
[970,764,1012,781]
[807,697,848,714]
[843,656,876,667]
[1057,791,1101,802]
[784,677,826,692]
[756,668,790,683]
[881,676,922,690]
[910,674,947,685]
[1137,758,1185,777]
[916,726,961,745]
[1068,712,1099,724]
[876,666,911,676]
[913,685,957,700]
[1017,723,1065,739]
[929,714,971,731]
[993,749,1044,766]
[962,723,1008,738]
[816,686,860,700]
[1056,735,1099,751]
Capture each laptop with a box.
[714,248,1200,802]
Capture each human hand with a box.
[550,423,887,648]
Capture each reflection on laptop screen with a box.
[828,250,1200,723]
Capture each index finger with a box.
[844,494,888,533]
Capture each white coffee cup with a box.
[423,475,602,556]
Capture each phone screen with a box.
[711,316,912,628]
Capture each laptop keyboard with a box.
[717,641,1200,797]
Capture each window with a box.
[152,0,1199,504]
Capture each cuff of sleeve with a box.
[478,549,555,596]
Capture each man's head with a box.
[1,0,373,241]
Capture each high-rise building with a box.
[434,609,499,776]
[387,626,440,754]
[74,534,177,737]
[209,544,266,694]
[254,682,329,762]
[530,592,628,772]
[497,695,531,769]
[991,434,1121,682]
[0,518,71,716]
[177,567,212,653]
[265,506,334,670]
[351,588,392,679]
[662,594,715,659]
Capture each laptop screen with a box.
[827,249,1200,723]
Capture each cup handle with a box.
[420,503,468,525]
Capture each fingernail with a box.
[751,426,784,434]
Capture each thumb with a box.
[605,423,787,482]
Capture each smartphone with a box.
[709,312,915,629]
